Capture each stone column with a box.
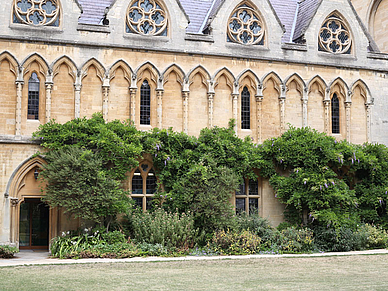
[324,88,331,134]
[15,81,24,135]
[182,91,189,134]
[207,92,214,128]
[256,94,263,143]
[323,100,330,134]
[345,101,351,141]
[102,85,110,122]
[10,198,19,244]
[366,103,372,142]
[302,88,308,127]
[156,89,164,129]
[45,82,53,123]
[74,83,81,119]
[232,93,239,134]
[130,88,137,125]
[279,85,286,134]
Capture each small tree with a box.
[40,147,130,231]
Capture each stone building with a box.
[0,0,387,248]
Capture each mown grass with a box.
[1,255,388,290]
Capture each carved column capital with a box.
[10,198,19,207]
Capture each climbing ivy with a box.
[33,114,388,230]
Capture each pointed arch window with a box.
[331,93,340,134]
[126,0,168,36]
[227,2,265,45]
[241,86,250,129]
[131,162,157,211]
[28,72,40,120]
[13,0,61,27]
[319,13,352,54]
[140,80,151,125]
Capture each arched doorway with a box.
[6,156,59,249]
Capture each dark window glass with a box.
[249,179,258,195]
[133,197,143,209]
[146,198,153,210]
[236,198,246,214]
[236,183,245,196]
[140,80,151,125]
[331,93,340,134]
[146,170,157,194]
[132,170,143,194]
[28,72,39,120]
[241,86,250,129]
[249,198,258,214]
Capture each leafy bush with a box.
[357,224,388,249]
[50,228,136,259]
[209,229,261,255]
[128,208,203,250]
[41,147,131,228]
[274,227,315,253]
[235,214,275,247]
[0,245,18,258]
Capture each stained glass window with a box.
[140,80,151,125]
[241,86,250,129]
[331,93,340,134]
[319,13,351,54]
[27,72,39,120]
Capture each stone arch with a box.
[21,53,49,77]
[262,71,284,98]
[51,55,77,82]
[161,64,185,86]
[237,69,261,94]
[0,51,19,77]
[5,156,58,248]
[107,60,133,122]
[284,73,306,96]
[51,56,77,123]
[186,65,211,91]
[351,79,373,104]
[80,58,106,82]
[307,75,327,133]
[135,61,160,88]
[367,0,388,52]
[284,73,305,129]
[213,67,235,91]
[329,77,349,101]
[108,59,133,84]
[307,75,327,96]
[186,65,210,136]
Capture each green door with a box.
[19,199,49,249]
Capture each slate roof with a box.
[293,0,322,42]
[74,0,323,43]
[77,0,116,25]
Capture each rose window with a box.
[13,0,60,27]
[227,3,265,45]
[318,14,352,54]
[126,0,168,36]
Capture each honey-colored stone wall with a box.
[163,71,183,131]
[188,73,208,136]
[109,67,131,122]
[0,60,16,135]
[372,0,388,53]
[52,64,75,123]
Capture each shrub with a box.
[235,214,275,247]
[356,224,388,249]
[274,227,314,253]
[128,208,203,250]
[313,226,362,252]
[210,229,261,255]
[50,228,135,259]
[0,245,18,258]
[137,243,170,256]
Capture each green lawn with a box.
[1,255,388,290]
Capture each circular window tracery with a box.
[13,0,60,27]
[126,0,168,36]
[227,3,265,45]
[318,14,352,54]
